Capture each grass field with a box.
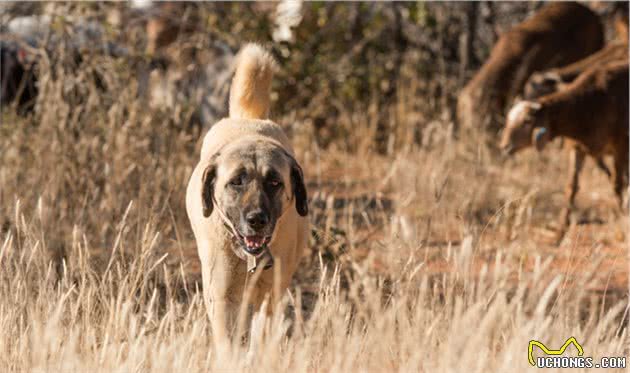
[1,3,628,372]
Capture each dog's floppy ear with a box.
[201,163,217,218]
[282,151,308,216]
[290,160,308,216]
[278,148,308,216]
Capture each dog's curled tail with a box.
[229,43,277,120]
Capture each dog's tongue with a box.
[244,236,266,248]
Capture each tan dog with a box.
[185,44,309,341]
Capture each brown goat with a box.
[522,41,628,180]
[524,41,628,99]
[500,60,629,229]
[458,2,604,132]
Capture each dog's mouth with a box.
[234,233,272,257]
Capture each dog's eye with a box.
[229,175,244,186]
[267,179,282,188]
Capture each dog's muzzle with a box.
[212,196,275,273]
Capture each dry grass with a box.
[0,193,627,372]
[1,4,628,372]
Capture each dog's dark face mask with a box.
[200,141,307,258]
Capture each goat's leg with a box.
[557,147,586,238]
[612,153,627,210]
[560,148,585,231]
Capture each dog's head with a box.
[200,140,307,257]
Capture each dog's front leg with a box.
[209,298,239,346]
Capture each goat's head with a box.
[523,72,564,100]
[500,101,550,155]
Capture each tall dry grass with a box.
[0,199,627,372]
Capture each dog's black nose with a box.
[246,210,269,229]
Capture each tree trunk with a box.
[459,1,479,85]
